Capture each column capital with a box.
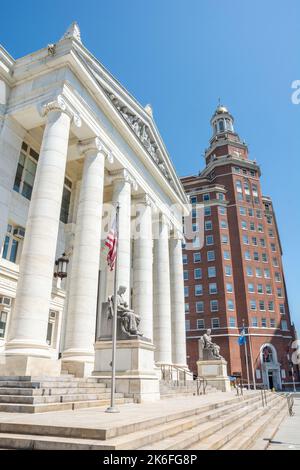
[111,168,138,191]
[133,193,157,211]
[161,213,173,230]
[40,94,82,128]
[78,137,114,163]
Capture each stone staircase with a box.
[159,379,218,399]
[0,375,133,413]
[0,390,288,450]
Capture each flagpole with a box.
[247,325,256,390]
[106,203,120,414]
[242,319,250,390]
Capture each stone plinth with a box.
[197,358,230,392]
[93,338,160,403]
[0,355,61,377]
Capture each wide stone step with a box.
[0,391,123,404]
[0,397,132,414]
[0,380,108,389]
[0,386,109,396]
[188,394,281,450]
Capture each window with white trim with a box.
[13,142,38,201]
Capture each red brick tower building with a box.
[181,105,299,390]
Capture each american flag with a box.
[103,218,118,271]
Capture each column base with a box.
[93,338,160,402]
[197,358,231,392]
[61,349,95,378]
[0,355,61,377]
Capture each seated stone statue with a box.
[109,285,142,338]
[199,329,223,360]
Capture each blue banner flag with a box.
[238,327,247,346]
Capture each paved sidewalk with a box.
[268,396,300,450]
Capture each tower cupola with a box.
[211,105,235,136]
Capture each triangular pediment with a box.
[70,43,187,203]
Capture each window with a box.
[253,252,259,261]
[262,253,268,263]
[275,272,281,282]
[234,167,240,173]
[225,265,232,276]
[220,220,228,229]
[185,320,191,331]
[0,311,8,339]
[2,224,24,264]
[244,251,251,261]
[257,284,263,294]
[270,319,276,328]
[281,320,288,331]
[248,208,254,217]
[256,210,262,218]
[229,317,236,327]
[210,300,219,312]
[223,251,230,260]
[203,193,210,201]
[205,220,213,231]
[227,299,234,311]
[266,215,273,224]
[237,192,243,201]
[182,254,188,265]
[218,193,225,201]
[241,220,247,230]
[246,266,253,276]
[260,238,266,247]
[252,317,258,327]
[270,243,276,252]
[195,284,203,296]
[221,234,229,244]
[269,229,274,238]
[211,318,220,329]
[184,271,189,281]
[279,304,285,314]
[250,300,257,310]
[191,208,197,219]
[190,196,197,205]
[250,222,255,231]
[244,181,250,195]
[204,206,211,216]
[248,283,255,293]
[250,170,256,177]
[268,301,274,312]
[219,206,226,215]
[236,180,242,193]
[60,177,72,223]
[194,268,202,279]
[13,142,38,201]
[206,235,214,246]
[264,269,270,279]
[185,303,189,313]
[197,319,205,330]
[273,257,279,267]
[196,301,204,313]
[259,300,266,311]
[192,223,199,232]
[239,206,246,216]
[252,237,258,246]
[277,287,283,297]
[257,223,263,233]
[208,266,216,278]
[261,318,267,328]
[207,250,215,262]
[184,286,189,297]
[256,267,262,278]
[252,184,258,197]
[209,283,217,294]
[226,283,233,293]
[266,284,272,295]
[242,235,249,245]
[193,252,201,263]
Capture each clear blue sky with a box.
[1,1,299,333]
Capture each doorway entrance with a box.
[268,370,274,389]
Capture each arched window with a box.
[218,120,224,132]
[262,346,273,363]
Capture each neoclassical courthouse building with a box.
[0,23,189,401]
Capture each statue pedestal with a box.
[93,338,160,403]
[197,358,231,392]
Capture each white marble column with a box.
[170,230,187,367]
[153,214,172,364]
[62,138,112,376]
[132,195,154,341]
[111,170,136,305]
[3,96,76,373]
